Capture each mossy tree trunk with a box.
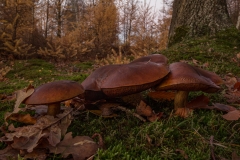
[168,0,233,47]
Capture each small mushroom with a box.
[155,62,222,117]
[82,56,169,101]
[24,80,84,116]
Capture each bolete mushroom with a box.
[130,54,168,64]
[82,56,170,101]
[155,62,222,117]
[24,80,84,116]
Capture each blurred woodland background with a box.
[0,0,240,62]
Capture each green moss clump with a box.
[168,26,189,47]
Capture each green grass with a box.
[1,28,240,159]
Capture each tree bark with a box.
[168,0,233,46]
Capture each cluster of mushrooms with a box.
[23,54,223,119]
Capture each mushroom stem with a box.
[174,91,192,117]
[47,103,61,116]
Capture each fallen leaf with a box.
[176,149,188,159]
[186,95,211,109]
[0,145,19,160]
[136,100,153,117]
[99,103,119,116]
[47,124,61,147]
[147,112,163,122]
[237,53,240,59]
[13,88,34,114]
[224,75,237,89]
[57,109,73,136]
[49,132,99,160]
[222,110,240,121]
[8,113,37,124]
[232,151,240,160]
[23,148,47,160]
[212,103,237,112]
[202,62,209,68]
[192,58,198,65]
[234,82,240,91]
[148,91,175,101]
[10,128,46,152]
[4,88,34,124]
[224,91,240,103]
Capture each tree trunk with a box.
[236,10,240,29]
[168,0,233,47]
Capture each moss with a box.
[168,26,189,47]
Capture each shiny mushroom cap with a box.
[192,66,223,85]
[156,62,220,93]
[24,80,84,105]
[82,60,170,100]
[130,54,168,64]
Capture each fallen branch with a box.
[115,105,146,122]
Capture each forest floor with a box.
[1,28,240,159]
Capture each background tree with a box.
[168,0,233,46]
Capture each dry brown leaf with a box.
[10,128,46,152]
[148,91,175,101]
[224,92,240,103]
[99,103,119,116]
[147,112,163,122]
[1,112,71,153]
[212,103,237,112]
[176,149,188,159]
[237,53,240,59]
[222,110,240,121]
[23,148,47,160]
[186,95,211,109]
[202,62,209,68]
[49,132,99,160]
[234,82,240,91]
[8,113,37,124]
[47,124,61,147]
[71,98,85,110]
[0,145,19,160]
[57,110,73,136]
[224,75,237,89]
[192,58,198,65]
[13,88,34,113]
[232,151,240,160]
[4,88,34,125]
[136,100,153,117]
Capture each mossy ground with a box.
[1,28,240,159]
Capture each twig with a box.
[42,108,73,130]
[210,135,216,160]
[115,105,146,122]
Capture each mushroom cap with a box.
[156,62,220,93]
[24,80,84,105]
[82,60,169,99]
[192,66,223,85]
[130,54,168,64]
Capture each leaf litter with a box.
[0,86,102,159]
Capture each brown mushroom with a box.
[82,58,170,101]
[24,80,84,116]
[130,54,168,64]
[155,62,222,117]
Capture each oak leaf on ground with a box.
[222,110,240,121]
[49,132,99,160]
